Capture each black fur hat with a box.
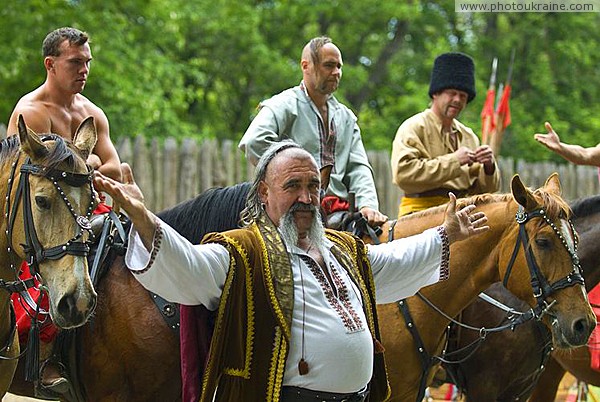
[428,52,476,103]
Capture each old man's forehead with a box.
[270,147,318,168]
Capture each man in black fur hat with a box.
[390,52,500,216]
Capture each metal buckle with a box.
[515,210,527,224]
[77,216,92,230]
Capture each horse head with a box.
[6,115,98,329]
[503,172,595,348]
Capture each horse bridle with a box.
[392,204,584,402]
[3,153,95,295]
[502,205,585,320]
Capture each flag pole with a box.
[490,49,515,156]
[481,57,498,145]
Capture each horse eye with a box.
[35,196,51,210]
[535,237,551,249]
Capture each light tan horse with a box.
[0,116,98,396]
[373,173,596,402]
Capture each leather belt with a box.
[404,188,467,198]
[281,386,369,402]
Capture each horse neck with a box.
[395,200,514,319]
[574,210,600,289]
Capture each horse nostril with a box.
[573,317,593,340]
[57,295,78,319]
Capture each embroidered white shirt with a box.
[125,220,443,393]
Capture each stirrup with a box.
[37,359,71,397]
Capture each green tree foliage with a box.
[1,0,599,162]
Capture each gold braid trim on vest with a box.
[266,326,287,402]
[254,213,294,340]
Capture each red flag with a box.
[496,84,512,130]
[481,88,496,144]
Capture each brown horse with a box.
[0,116,97,396]
[9,183,251,401]
[435,194,600,401]
[373,173,596,402]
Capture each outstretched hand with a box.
[534,122,561,152]
[94,163,157,250]
[442,193,489,244]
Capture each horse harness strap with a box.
[502,206,584,320]
[150,293,180,332]
[397,299,433,402]
[89,210,126,284]
[18,159,95,273]
[510,320,554,401]
[387,219,398,242]
[477,292,536,328]
[5,156,95,276]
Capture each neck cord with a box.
[297,251,309,375]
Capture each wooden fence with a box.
[1,124,598,217]
[114,136,600,217]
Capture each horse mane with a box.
[397,193,513,222]
[0,134,82,172]
[0,135,21,165]
[570,194,600,219]
[157,182,252,243]
[396,188,571,222]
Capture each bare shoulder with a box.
[78,95,108,121]
[7,91,52,135]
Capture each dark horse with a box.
[437,194,600,401]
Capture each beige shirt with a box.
[391,108,500,195]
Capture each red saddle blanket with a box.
[588,283,600,371]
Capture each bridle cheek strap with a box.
[10,159,94,277]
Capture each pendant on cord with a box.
[298,358,309,375]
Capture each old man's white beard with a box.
[279,205,326,256]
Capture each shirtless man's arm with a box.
[84,105,122,181]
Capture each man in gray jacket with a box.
[239,36,387,228]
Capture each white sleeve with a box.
[367,227,443,304]
[125,219,229,310]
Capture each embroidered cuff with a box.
[436,225,450,281]
[130,218,163,275]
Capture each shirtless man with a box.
[7,27,121,181]
[6,27,121,396]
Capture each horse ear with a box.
[18,114,49,160]
[543,172,562,196]
[73,116,98,159]
[511,174,538,210]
